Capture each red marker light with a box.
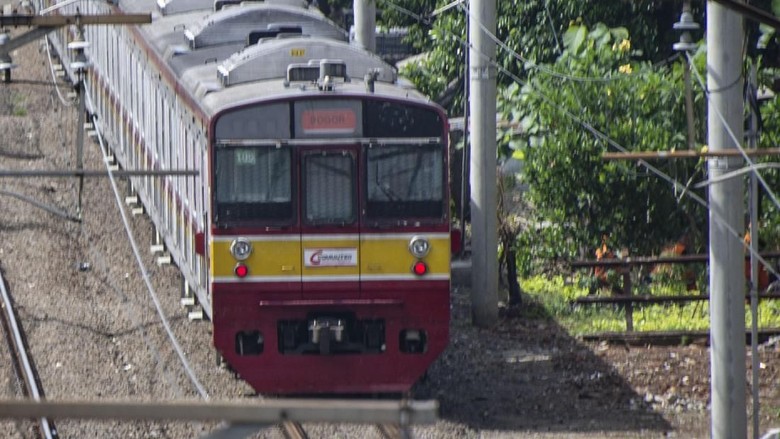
[412,261,428,276]
[235,264,249,278]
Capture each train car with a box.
[46,0,453,393]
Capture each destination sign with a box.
[301,109,357,134]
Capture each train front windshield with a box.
[214,147,294,224]
[365,144,444,220]
[213,99,447,227]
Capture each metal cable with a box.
[79,226,187,398]
[81,79,209,400]
[42,36,75,108]
[385,0,780,281]
[0,271,55,439]
[687,51,780,215]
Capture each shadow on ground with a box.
[412,280,672,435]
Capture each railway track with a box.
[376,422,412,439]
[279,420,412,439]
[581,328,780,346]
[0,269,59,439]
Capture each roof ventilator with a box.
[246,25,303,46]
[318,59,347,91]
[214,0,242,11]
[285,59,348,90]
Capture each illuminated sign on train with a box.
[301,109,357,134]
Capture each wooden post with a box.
[623,266,633,331]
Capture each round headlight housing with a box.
[230,237,253,261]
[408,236,430,258]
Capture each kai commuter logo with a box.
[305,248,357,267]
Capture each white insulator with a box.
[187,308,204,321]
[157,254,172,266]
[68,41,90,50]
[70,61,90,71]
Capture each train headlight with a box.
[230,237,253,261]
[408,236,430,258]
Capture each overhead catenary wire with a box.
[384,0,631,84]
[42,36,75,107]
[380,0,780,281]
[79,231,188,399]
[81,79,209,400]
[686,51,780,215]
[36,52,189,400]
[542,0,562,55]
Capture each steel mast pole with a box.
[707,2,746,437]
[468,0,498,326]
[353,0,375,52]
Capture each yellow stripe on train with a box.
[210,235,450,278]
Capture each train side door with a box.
[299,146,361,299]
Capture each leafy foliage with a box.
[379,0,703,113]
[502,24,708,269]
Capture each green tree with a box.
[500,23,708,272]
[382,0,702,114]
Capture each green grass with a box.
[520,275,780,335]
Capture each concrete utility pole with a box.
[707,3,746,438]
[468,0,498,327]
[353,0,375,52]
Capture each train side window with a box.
[303,151,355,225]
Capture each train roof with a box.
[118,0,434,117]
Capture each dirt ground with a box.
[412,282,780,438]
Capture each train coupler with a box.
[308,318,345,355]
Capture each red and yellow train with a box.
[49,0,453,393]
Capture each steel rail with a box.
[602,148,780,160]
[0,271,57,439]
[0,398,439,423]
[0,169,199,177]
[569,251,780,268]
[580,328,780,346]
[377,423,411,439]
[0,190,81,222]
[280,420,308,439]
[0,14,152,27]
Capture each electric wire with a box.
[42,36,76,107]
[43,86,186,398]
[81,79,210,400]
[687,51,780,213]
[542,0,562,55]
[685,51,780,279]
[79,227,188,399]
[381,0,780,280]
